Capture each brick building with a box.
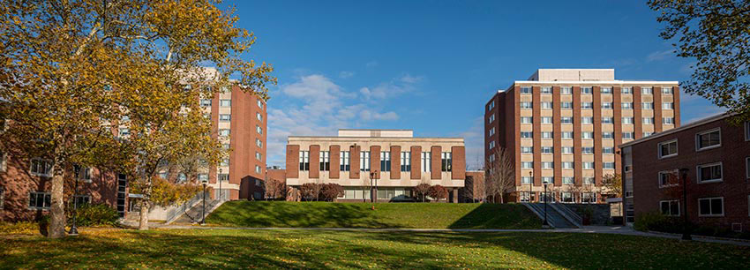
[0,82,267,221]
[620,113,750,232]
[285,129,466,202]
[459,171,485,203]
[485,69,680,203]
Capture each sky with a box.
[221,0,724,170]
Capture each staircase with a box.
[550,203,583,227]
[171,199,223,224]
[523,203,579,229]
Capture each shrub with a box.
[414,183,431,202]
[0,221,39,235]
[634,211,683,233]
[300,183,321,201]
[67,203,119,226]
[428,185,448,201]
[320,183,344,202]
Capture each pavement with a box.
[146,224,750,246]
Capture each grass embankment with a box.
[206,201,540,229]
[1,228,749,269]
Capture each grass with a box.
[206,201,541,229]
[1,228,749,269]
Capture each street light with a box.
[201,177,208,225]
[218,167,223,201]
[543,182,549,227]
[680,168,691,240]
[528,171,533,203]
[69,167,81,236]
[370,170,378,209]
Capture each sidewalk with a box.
[152,224,750,246]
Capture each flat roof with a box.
[620,112,731,148]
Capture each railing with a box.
[551,204,583,227]
[164,192,204,224]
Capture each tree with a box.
[602,174,623,198]
[414,182,431,202]
[300,183,319,201]
[264,180,286,200]
[320,183,344,202]
[1,1,275,234]
[428,185,448,202]
[649,0,750,123]
[484,147,514,203]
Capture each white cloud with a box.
[360,110,399,121]
[339,71,355,79]
[365,60,379,68]
[359,74,423,100]
[647,49,674,62]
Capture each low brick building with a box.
[620,113,750,232]
[285,129,466,202]
[459,171,485,203]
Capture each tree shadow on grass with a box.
[447,203,541,229]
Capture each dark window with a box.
[441,152,452,172]
[698,197,723,216]
[696,129,721,150]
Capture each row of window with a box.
[519,86,673,95]
[660,197,729,217]
[199,98,265,111]
[519,191,598,203]
[519,102,673,110]
[27,192,91,210]
[520,131,645,140]
[521,146,617,154]
[519,116,675,125]
[298,150,452,173]
[521,161,614,170]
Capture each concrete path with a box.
[151,224,750,246]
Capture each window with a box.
[562,132,574,139]
[662,102,674,110]
[488,100,495,111]
[401,152,411,172]
[421,152,430,172]
[319,151,330,171]
[223,143,230,150]
[488,141,496,150]
[219,129,230,137]
[203,113,210,119]
[582,192,596,203]
[562,147,574,154]
[380,152,391,172]
[697,162,722,183]
[561,102,573,109]
[28,192,51,210]
[218,174,229,181]
[625,191,633,198]
[642,87,653,95]
[521,132,533,138]
[30,158,52,177]
[602,132,614,139]
[542,102,553,109]
[660,200,680,216]
[219,114,231,121]
[299,151,310,171]
[541,87,552,94]
[257,99,264,109]
[622,87,633,94]
[663,117,675,125]
[583,162,595,170]
[520,102,533,109]
[177,173,187,182]
[74,165,92,182]
[625,165,632,172]
[542,162,554,169]
[746,157,750,179]
[542,177,553,184]
[603,147,615,154]
[581,87,593,94]
[198,174,209,182]
[521,177,532,184]
[542,117,553,124]
[661,87,673,94]
[561,87,572,95]
[602,117,614,124]
[522,162,533,169]
[521,147,533,153]
[698,197,724,217]
[582,147,594,154]
[642,102,654,109]
[696,128,721,150]
[488,114,495,123]
[200,99,212,107]
[441,152,452,172]
[642,117,654,124]
[255,165,262,174]
[257,112,263,122]
[746,122,750,141]
[622,132,635,139]
[561,117,573,124]
[361,151,370,171]
[256,125,263,134]
[220,99,231,107]
[521,87,532,94]
[541,147,553,154]
[658,140,678,158]
[582,132,594,139]
[562,192,574,203]
[601,87,613,94]
[602,102,613,109]
[643,132,654,137]
[521,117,533,124]
[563,177,574,184]
[581,102,593,109]
[256,139,262,148]
[542,132,553,139]
[604,163,615,169]
[489,127,495,136]
[659,170,678,188]
[584,177,595,185]
[340,151,350,172]
[622,102,633,109]
[220,158,230,167]
[563,162,574,169]
[119,128,130,136]
[158,171,168,179]
[581,117,593,124]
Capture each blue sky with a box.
[224,0,723,169]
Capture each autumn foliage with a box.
[428,185,448,201]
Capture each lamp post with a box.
[528,171,533,203]
[218,167,223,201]
[680,168,691,240]
[543,182,549,227]
[200,179,207,225]
[370,170,378,209]
[69,167,80,236]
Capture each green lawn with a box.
[1,228,748,269]
[206,201,540,229]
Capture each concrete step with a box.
[172,199,222,224]
[524,203,578,229]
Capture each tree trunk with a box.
[48,166,66,238]
[139,200,150,230]
[499,193,504,204]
